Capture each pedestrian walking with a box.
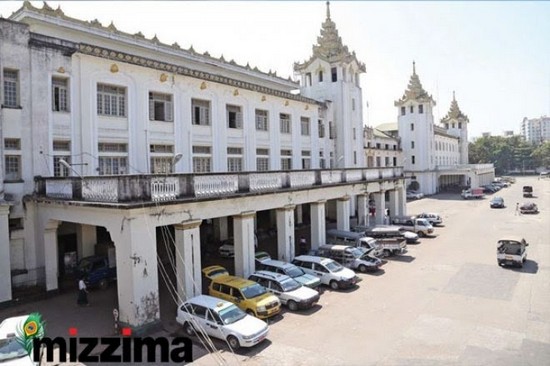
[77,277,89,306]
[515,202,520,216]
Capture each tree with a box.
[531,141,550,169]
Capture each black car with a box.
[490,196,505,208]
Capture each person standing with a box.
[515,202,520,216]
[77,277,89,306]
[299,236,308,255]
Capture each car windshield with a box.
[241,283,267,298]
[279,277,301,292]
[348,247,365,258]
[498,242,524,255]
[77,258,94,273]
[0,337,28,361]
[217,304,246,325]
[286,266,305,278]
[324,260,344,272]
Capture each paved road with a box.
[192,176,550,365]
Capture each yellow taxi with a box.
[202,266,281,319]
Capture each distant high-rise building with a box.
[521,116,550,144]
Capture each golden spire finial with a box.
[326,1,331,19]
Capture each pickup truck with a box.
[461,188,484,199]
[316,244,384,273]
[391,216,434,237]
[497,237,528,268]
[76,255,117,290]
[352,236,407,257]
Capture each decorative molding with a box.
[261,95,266,102]
[110,63,119,73]
[174,220,202,231]
[160,73,168,82]
[57,66,65,73]
[200,81,207,90]
[233,89,239,96]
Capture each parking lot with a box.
[192,176,549,365]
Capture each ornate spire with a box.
[441,91,468,123]
[394,62,435,106]
[326,1,331,19]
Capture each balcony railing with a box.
[35,167,404,204]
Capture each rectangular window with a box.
[4,138,21,150]
[4,155,21,181]
[192,99,211,126]
[280,113,291,134]
[419,104,424,114]
[458,122,462,129]
[52,77,69,112]
[227,147,243,172]
[318,120,325,138]
[411,141,415,149]
[281,149,292,170]
[53,140,71,177]
[376,143,381,149]
[227,105,243,129]
[318,71,323,82]
[401,106,406,116]
[149,92,173,122]
[376,156,381,167]
[410,106,414,113]
[452,123,456,128]
[393,157,397,166]
[319,151,326,169]
[331,67,337,82]
[354,151,357,165]
[353,128,357,140]
[192,146,211,173]
[300,117,310,136]
[385,156,389,166]
[306,73,312,86]
[385,144,389,150]
[97,84,126,117]
[329,121,336,139]
[352,98,356,111]
[98,143,128,175]
[412,155,416,164]
[301,150,311,169]
[3,69,19,108]
[150,144,175,174]
[256,148,269,171]
[255,109,269,131]
[410,123,414,131]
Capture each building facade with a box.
[363,126,402,168]
[0,2,407,332]
[521,116,550,145]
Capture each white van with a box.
[291,255,359,290]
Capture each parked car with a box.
[0,315,37,366]
[461,188,484,199]
[254,251,271,264]
[416,212,443,226]
[202,266,281,319]
[291,255,359,290]
[316,244,384,272]
[391,216,434,237]
[520,202,538,214]
[176,295,268,350]
[522,186,533,198]
[501,176,516,183]
[353,225,419,244]
[256,259,322,290]
[76,255,117,289]
[248,271,320,311]
[497,237,528,268]
[218,239,235,258]
[406,191,423,200]
[489,196,505,208]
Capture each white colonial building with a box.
[0,2,407,332]
[381,63,494,194]
[363,126,402,168]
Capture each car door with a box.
[204,309,225,340]
[189,304,210,336]
[312,263,330,283]
[268,280,286,304]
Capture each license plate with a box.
[505,256,513,260]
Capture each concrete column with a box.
[397,186,407,216]
[44,220,60,292]
[233,211,256,278]
[374,191,386,225]
[336,196,351,231]
[357,194,368,227]
[296,204,303,225]
[214,217,229,241]
[108,215,160,334]
[276,205,295,262]
[77,224,97,259]
[0,204,12,303]
[310,200,326,251]
[175,220,202,302]
[388,190,399,220]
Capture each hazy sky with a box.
[1,1,549,139]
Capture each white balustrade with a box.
[365,169,380,180]
[151,177,179,202]
[82,179,118,202]
[289,171,315,188]
[194,175,238,198]
[345,170,363,182]
[381,169,394,178]
[249,173,283,193]
[45,180,73,199]
[321,170,342,184]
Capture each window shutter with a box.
[236,111,243,129]
[204,107,210,125]
[149,100,155,120]
[165,101,173,121]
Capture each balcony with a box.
[34,167,404,206]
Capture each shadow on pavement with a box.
[385,255,416,263]
[509,260,539,274]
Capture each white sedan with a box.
[177,295,269,350]
[0,315,35,366]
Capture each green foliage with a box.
[469,136,537,174]
[531,141,550,168]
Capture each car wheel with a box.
[383,249,391,257]
[358,264,368,273]
[287,300,298,311]
[183,322,195,336]
[98,279,109,290]
[329,280,339,290]
[418,231,425,238]
[227,335,240,350]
